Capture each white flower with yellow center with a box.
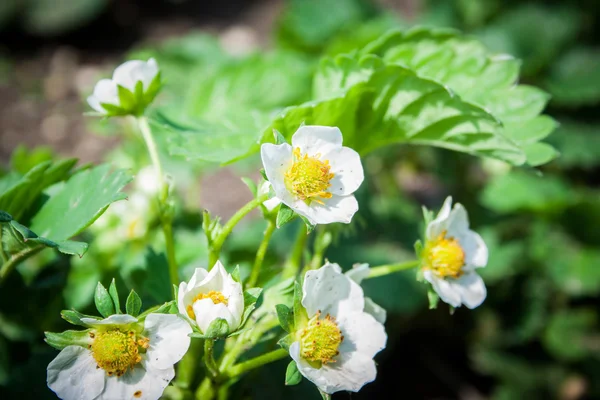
[87,58,160,116]
[47,313,191,400]
[261,125,364,225]
[177,261,244,334]
[289,263,387,394]
[421,196,488,309]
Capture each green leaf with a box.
[126,290,142,317]
[231,265,241,283]
[546,47,600,107]
[292,281,309,330]
[204,318,230,339]
[480,171,573,214]
[239,288,263,330]
[547,121,600,169]
[108,279,121,314]
[94,282,115,318]
[543,309,597,362]
[276,203,297,228]
[299,215,315,234]
[44,330,92,350]
[29,164,132,241]
[276,304,294,333]
[285,360,302,386]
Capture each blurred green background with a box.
[1,0,599,399]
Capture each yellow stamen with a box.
[423,230,465,278]
[187,290,228,320]
[299,310,343,367]
[91,330,148,376]
[284,147,335,205]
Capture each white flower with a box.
[87,58,160,116]
[289,263,387,394]
[421,196,488,309]
[47,313,191,400]
[258,181,281,212]
[261,125,364,225]
[344,263,387,324]
[177,261,244,334]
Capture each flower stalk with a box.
[247,219,276,287]
[367,260,421,279]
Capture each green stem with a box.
[0,246,43,285]
[367,260,420,279]
[196,378,215,400]
[0,228,8,263]
[208,193,269,269]
[226,348,288,378]
[281,223,307,279]
[303,226,331,276]
[247,220,276,288]
[204,339,220,379]
[175,339,203,389]
[136,116,179,292]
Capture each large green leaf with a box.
[29,164,132,241]
[0,158,77,221]
[355,28,557,165]
[269,54,526,165]
[545,47,600,107]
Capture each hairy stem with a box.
[204,339,220,379]
[247,220,276,287]
[367,260,421,279]
[226,348,288,378]
[0,246,43,285]
[281,223,307,279]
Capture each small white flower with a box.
[289,263,387,394]
[258,181,281,212]
[344,263,386,324]
[87,58,160,116]
[177,261,244,334]
[421,196,489,309]
[47,313,191,400]
[261,125,364,225]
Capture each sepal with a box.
[44,330,93,350]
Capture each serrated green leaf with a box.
[547,121,600,169]
[44,330,92,350]
[276,304,294,333]
[94,282,115,318]
[204,318,230,339]
[285,360,302,385]
[276,203,297,228]
[29,164,132,241]
[108,279,121,314]
[126,290,142,317]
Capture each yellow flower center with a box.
[186,290,228,320]
[90,330,148,377]
[299,311,343,367]
[423,231,465,278]
[284,147,335,205]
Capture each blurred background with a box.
[1,0,600,399]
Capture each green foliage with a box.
[276,304,294,333]
[543,310,598,362]
[285,360,303,386]
[545,47,600,107]
[94,281,115,318]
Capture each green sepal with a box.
[299,215,315,234]
[204,318,230,339]
[108,279,121,314]
[277,334,294,351]
[319,389,331,400]
[285,360,302,386]
[126,290,142,317]
[421,205,434,226]
[45,330,92,350]
[61,310,100,327]
[117,85,136,112]
[427,289,439,310]
[276,304,294,333]
[259,169,268,181]
[293,281,309,330]
[138,300,175,319]
[241,177,258,197]
[202,210,222,248]
[238,288,263,330]
[276,203,297,228]
[143,72,162,108]
[231,265,241,283]
[273,129,288,145]
[414,239,424,259]
[94,282,115,318]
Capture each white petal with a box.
[290,342,377,394]
[47,346,105,400]
[454,272,487,309]
[364,297,387,324]
[135,167,161,195]
[460,230,488,269]
[326,147,364,196]
[87,95,106,114]
[143,314,192,370]
[91,79,119,107]
[259,182,281,212]
[81,314,138,327]
[177,281,189,317]
[112,60,146,91]
[260,143,294,204]
[139,58,159,89]
[291,194,359,225]
[446,203,470,237]
[187,267,210,289]
[338,312,386,359]
[423,270,461,308]
[344,263,369,285]
[98,361,173,400]
[192,299,237,333]
[426,196,453,240]
[302,263,364,317]
[291,126,343,157]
